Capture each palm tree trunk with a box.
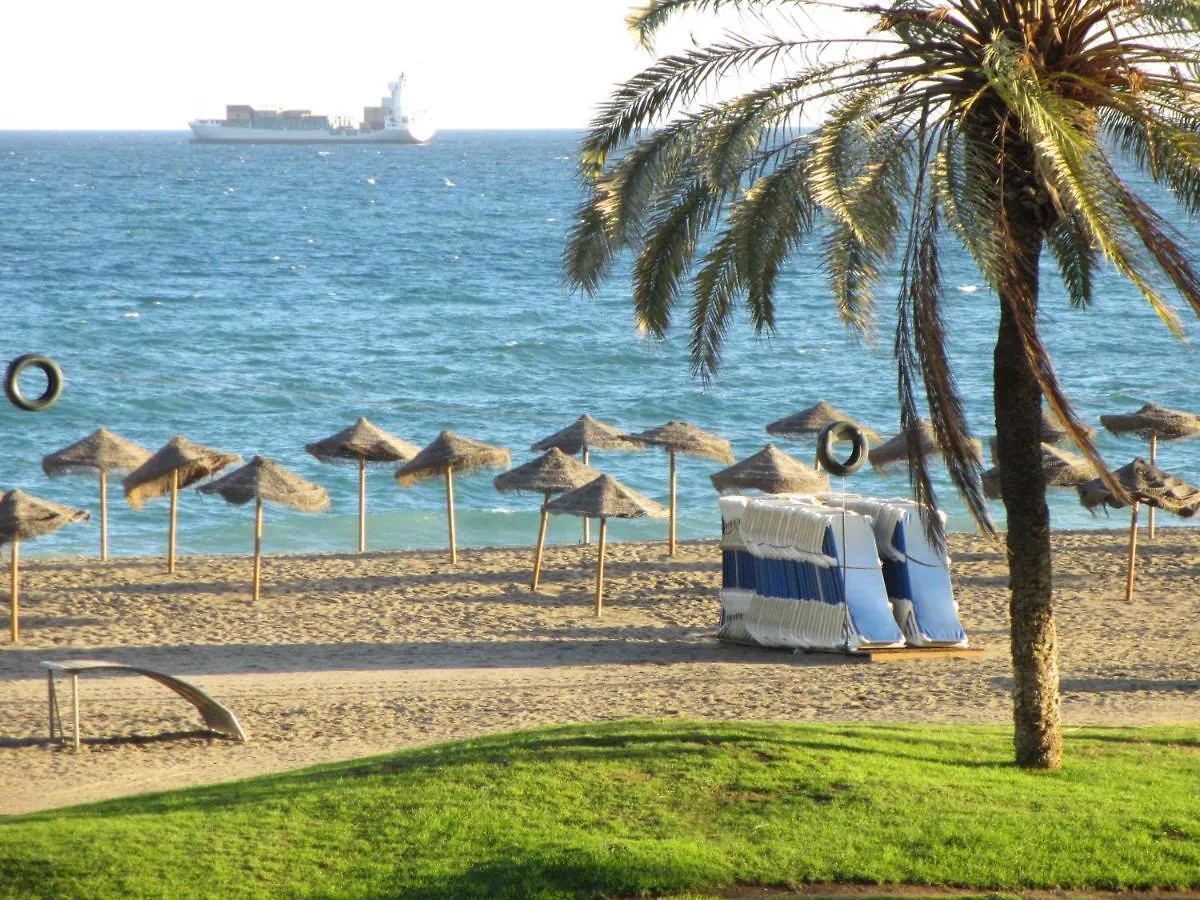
[993,185,1062,770]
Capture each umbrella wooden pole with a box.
[358,457,367,553]
[531,500,549,592]
[582,447,591,545]
[168,469,179,574]
[445,467,457,565]
[99,470,108,561]
[253,495,264,602]
[668,451,677,556]
[1125,502,1140,603]
[595,517,607,617]
[1148,435,1158,539]
[9,539,19,644]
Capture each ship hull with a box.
[188,121,434,144]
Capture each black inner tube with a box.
[4,354,64,412]
[816,421,868,477]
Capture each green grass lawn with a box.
[1,720,1198,898]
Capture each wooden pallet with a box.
[793,645,988,662]
[852,645,988,662]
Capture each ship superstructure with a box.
[189,75,434,144]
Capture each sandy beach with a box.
[1,528,1198,816]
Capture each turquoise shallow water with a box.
[2,129,1199,559]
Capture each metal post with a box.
[71,673,80,751]
[47,670,56,742]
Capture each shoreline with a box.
[2,529,1198,816]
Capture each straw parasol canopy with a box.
[1100,402,1200,537]
[42,427,152,560]
[711,444,830,495]
[1038,407,1095,445]
[1076,458,1200,602]
[542,474,667,616]
[1076,458,1200,517]
[494,448,601,592]
[531,414,643,456]
[531,414,643,545]
[766,401,882,446]
[122,435,240,573]
[1099,403,1200,442]
[494,448,599,497]
[982,444,1097,501]
[305,417,420,553]
[395,430,511,564]
[199,456,330,601]
[868,420,982,472]
[629,420,734,556]
[0,489,89,643]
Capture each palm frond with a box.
[580,37,803,174]
[564,202,619,296]
[628,0,806,48]
[1045,214,1096,309]
[984,35,1186,335]
[632,177,725,337]
[691,231,742,380]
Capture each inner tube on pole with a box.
[4,354,64,412]
[816,421,868,477]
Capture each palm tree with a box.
[565,0,1200,768]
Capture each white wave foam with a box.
[122,311,140,319]
[958,284,978,293]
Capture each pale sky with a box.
[1,0,856,131]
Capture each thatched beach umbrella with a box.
[1077,458,1200,602]
[42,428,151,561]
[542,474,667,616]
[711,443,829,495]
[987,411,1096,463]
[1100,403,1200,537]
[982,444,1097,500]
[0,490,89,642]
[122,435,240,574]
[629,420,734,556]
[868,420,982,472]
[531,414,642,544]
[395,430,510,565]
[494,448,600,591]
[766,401,883,447]
[305,417,420,553]
[199,456,330,602]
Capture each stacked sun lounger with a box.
[821,495,968,647]
[717,495,905,652]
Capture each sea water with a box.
[2,130,1198,559]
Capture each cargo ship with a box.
[188,74,434,144]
